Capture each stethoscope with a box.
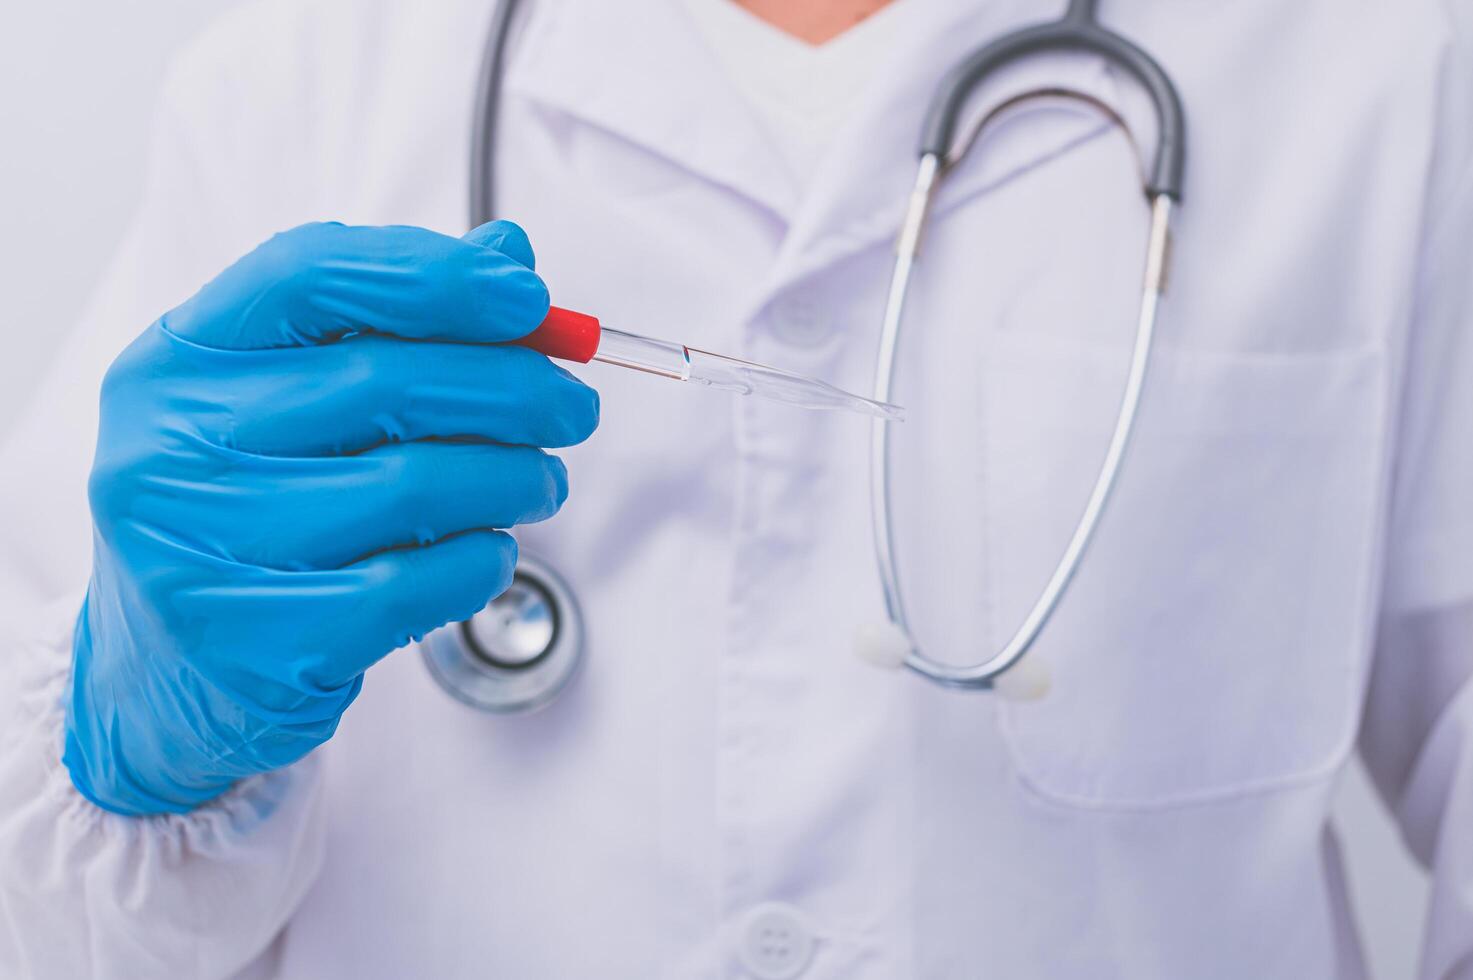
[420,0,1186,713]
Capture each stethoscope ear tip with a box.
[854,620,914,670]
[853,621,1052,700]
[993,656,1052,702]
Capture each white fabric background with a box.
[0,3,1431,977]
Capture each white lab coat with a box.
[0,0,1470,977]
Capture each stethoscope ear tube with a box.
[867,178,1175,692]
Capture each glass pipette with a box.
[514,307,904,422]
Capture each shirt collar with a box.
[508,0,798,219]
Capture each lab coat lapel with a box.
[755,2,1118,304]
[509,0,1122,306]
[507,0,797,220]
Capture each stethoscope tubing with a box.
[467,0,1187,696]
[921,17,1185,199]
[470,0,522,227]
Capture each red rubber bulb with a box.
[515,306,602,364]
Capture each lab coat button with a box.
[736,902,815,979]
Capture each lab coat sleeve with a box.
[0,12,331,978]
[1357,5,1473,979]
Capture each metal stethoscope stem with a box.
[869,161,1174,690]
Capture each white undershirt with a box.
[678,0,925,188]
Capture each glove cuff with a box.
[62,595,237,817]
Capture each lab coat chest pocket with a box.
[984,334,1387,807]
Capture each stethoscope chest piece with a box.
[420,551,584,713]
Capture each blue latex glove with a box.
[63,221,598,816]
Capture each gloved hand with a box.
[63,220,597,816]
